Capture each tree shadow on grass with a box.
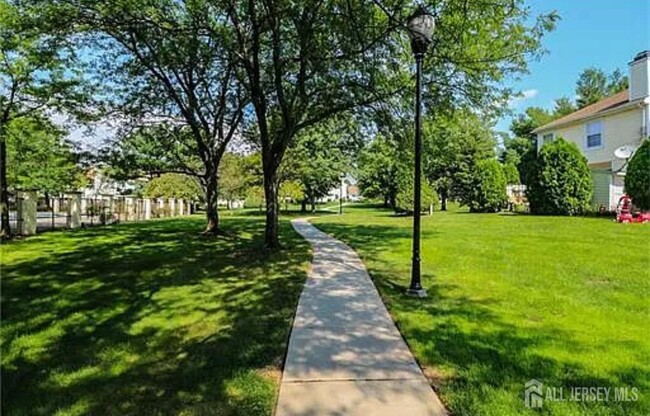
[309,219,650,416]
[1,216,310,416]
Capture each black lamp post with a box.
[406,6,434,298]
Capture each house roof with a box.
[533,90,632,133]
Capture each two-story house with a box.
[533,50,650,210]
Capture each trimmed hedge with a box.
[460,158,507,213]
[527,138,592,215]
[625,138,650,210]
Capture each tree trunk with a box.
[440,188,448,211]
[301,199,307,212]
[0,135,9,239]
[383,195,389,208]
[263,170,280,249]
[203,176,220,235]
[310,197,315,213]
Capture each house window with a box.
[586,121,603,149]
[542,133,554,145]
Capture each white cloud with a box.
[508,89,539,108]
[522,89,539,99]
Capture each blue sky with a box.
[497,0,650,133]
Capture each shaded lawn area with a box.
[312,204,650,416]
[1,215,310,416]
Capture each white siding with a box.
[591,171,611,210]
[610,175,625,210]
[537,107,644,165]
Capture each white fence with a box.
[5,190,195,236]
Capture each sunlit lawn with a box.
[1,214,310,416]
[312,203,650,416]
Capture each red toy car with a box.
[616,195,650,223]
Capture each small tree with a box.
[458,158,507,213]
[279,181,304,212]
[394,182,439,215]
[280,121,352,212]
[394,167,439,215]
[527,138,593,215]
[6,115,87,194]
[143,174,202,201]
[219,153,248,209]
[625,139,650,210]
[245,186,265,213]
[358,136,401,208]
[425,111,496,211]
[502,161,521,185]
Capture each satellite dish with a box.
[614,145,636,159]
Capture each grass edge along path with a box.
[1,214,310,416]
[311,203,650,416]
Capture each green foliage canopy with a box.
[218,153,250,203]
[575,67,628,108]
[456,158,507,213]
[224,0,557,246]
[282,121,353,205]
[357,136,402,208]
[1,0,89,236]
[527,138,593,215]
[624,139,650,210]
[6,115,87,194]
[424,111,496,204]
[143,173,202,201]
[502,161,520,185]
[394,176,438,214]
[279,181,304,204]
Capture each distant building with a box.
[533,50,650,210]
[347,185,361,201]
[80,168,140,198]
[320,175,355,202]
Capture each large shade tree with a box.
[33,0,557,247]
[223,0,411,248]
[50,0,247,234]
[0,0,87,237]
[357,105,416,210]
[224,0,557,247]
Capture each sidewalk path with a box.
[276,219,447,416]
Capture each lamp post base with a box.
[406,288,427,298]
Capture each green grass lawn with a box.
[1,214,310,416]
[312,203,650,416]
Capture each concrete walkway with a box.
[276,219,447,416]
